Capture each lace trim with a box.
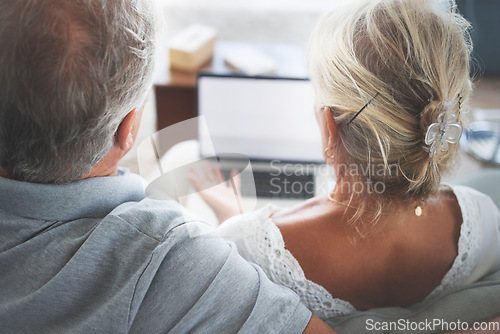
[426,185,482,299]
[238,204,355,319]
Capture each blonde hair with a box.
[309,0,472,234]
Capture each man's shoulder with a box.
[105,197,212,243]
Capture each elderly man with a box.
[0,0,332,332]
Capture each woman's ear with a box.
[323,107,338,144]
[116,109,137,152]
[321,107,339,165]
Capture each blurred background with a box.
[157,0,499,74]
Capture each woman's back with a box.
[273,187,462,309]
[218,185,500,318]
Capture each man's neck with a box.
[82,145,123,180]
[0,149,120,182]
[0,167,12,179]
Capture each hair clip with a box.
[424,99,463,158]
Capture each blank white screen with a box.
[198,76,323,162]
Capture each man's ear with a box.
[323,107,338,144]
[116,109,137,151]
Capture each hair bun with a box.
[420,100,447,132]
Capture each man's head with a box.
[0,0,157,183]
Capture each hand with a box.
[188,161,243,223]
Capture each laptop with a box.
[197,73,331,200]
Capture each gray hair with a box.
[0,0,158,183]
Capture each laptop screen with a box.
[197,74,323,163]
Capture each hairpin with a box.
[424,97,463,158]
[347,92,379,125]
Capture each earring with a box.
[324,147,334,160]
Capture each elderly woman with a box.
[191,0,500,320]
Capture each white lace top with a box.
[218,185,500,320]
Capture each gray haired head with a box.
[0,0,158,183]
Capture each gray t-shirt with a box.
[0,169,311,333]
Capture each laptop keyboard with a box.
[238,170,315,199]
